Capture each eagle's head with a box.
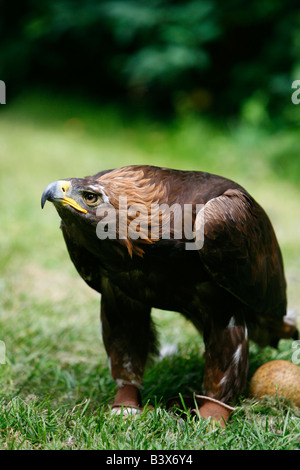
[41,178,118,254]
[41,178,110,218]
[41,174,154,257]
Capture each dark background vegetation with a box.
[1,0,300,126]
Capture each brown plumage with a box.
[41,165,298,422]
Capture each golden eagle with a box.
[41,165,297,425]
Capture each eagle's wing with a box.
[199,188,286,316]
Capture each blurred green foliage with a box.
[0,0,299,124]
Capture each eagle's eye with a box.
[83,192,100,206]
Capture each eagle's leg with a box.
[100,282,157,414]
[201,313,249,423]
[166,309,248,426]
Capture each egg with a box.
[249,360,300,407]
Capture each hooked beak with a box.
[41,180,87,214]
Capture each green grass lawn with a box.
[0,91,299,450]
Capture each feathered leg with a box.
[100,279,157,414]
[167,286,249,425]
[170,315,249,427]
[203,314,249,404]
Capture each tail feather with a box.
[269,310,299,348]
[282,309,299,340]
[248,309,299,348]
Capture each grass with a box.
[0,90,299,450]
[1,395,299,450]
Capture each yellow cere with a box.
[59,181,87,213]
[60,181,71,193]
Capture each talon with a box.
[110,405,142,417]
[166,394,235,427]
[112,383,142,408]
